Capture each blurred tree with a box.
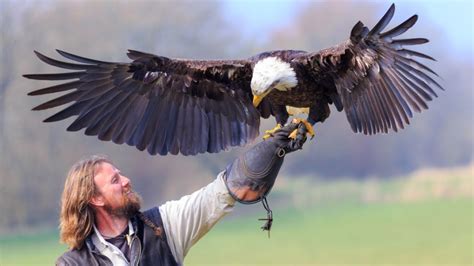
[0,1,15,151]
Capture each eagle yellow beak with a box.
[253,95,264,107]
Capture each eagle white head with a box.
[251,57,298,107]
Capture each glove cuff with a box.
[224,140,285,204]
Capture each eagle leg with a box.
[263,105,289,140]
[288,102,329,139]
[288,118,315,140]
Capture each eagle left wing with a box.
[24,50,259,156]
[297,4,443,135]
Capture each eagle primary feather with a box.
[24,4,443,155]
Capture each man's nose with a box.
[121,176,130,187]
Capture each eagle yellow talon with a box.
[289,118,315,140]
[263,124,283,140]
[288,130,298,139]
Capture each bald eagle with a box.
[24,4,442,156]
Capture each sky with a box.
[221,0,473,56]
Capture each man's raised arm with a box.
[159,121,308,264]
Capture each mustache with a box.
[123,189,140,202]
[123,187,136,195]
[105,190,142,218]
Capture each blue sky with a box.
[222,0,473,56]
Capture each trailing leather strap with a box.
[137,211,163,237]
[258,197,273,238]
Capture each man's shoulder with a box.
[56,247,90,266]
[142,206,161,222]
[55,241,109,266]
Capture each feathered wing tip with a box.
[334,3,444,135]
[350,3,395,42]
[350,21,369,42]
[368,3,395,36]
[23,51,100,105]
[127,49,158,60]
[55,49,112,64]
[380,14,418,39]
[350,4,420,43]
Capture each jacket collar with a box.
[85,215,140,253]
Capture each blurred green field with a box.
[187,199,473,265]
[1,198,472,265]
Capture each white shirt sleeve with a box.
[159,171,235,265]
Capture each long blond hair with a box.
[59,155,111,249]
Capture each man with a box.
[57,121,307,265]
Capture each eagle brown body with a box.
[260,51,327,106]
[24,4,443,156]
[261,50,334,124]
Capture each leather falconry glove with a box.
[224,121,308,235]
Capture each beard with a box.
[104,190,142,219]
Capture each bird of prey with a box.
[24,4,443,156]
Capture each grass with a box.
[0,230,65,265]
[0,198,471,266]
[186,199,473,265]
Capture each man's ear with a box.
[90,194,105,207]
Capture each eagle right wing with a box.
[24,50,259,156]
[298,4,443,135]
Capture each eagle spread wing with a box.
[24,4,443,155]
[24,50,259,155]
[299,4,443,134]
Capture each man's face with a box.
[92,162,141,218]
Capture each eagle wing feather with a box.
[298,4,443,135]
[24,50,259,155]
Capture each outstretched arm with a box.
[158,121,307,264]
[159,172,235,264]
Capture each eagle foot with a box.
[288,118,315,140]
[263,124,283,140]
